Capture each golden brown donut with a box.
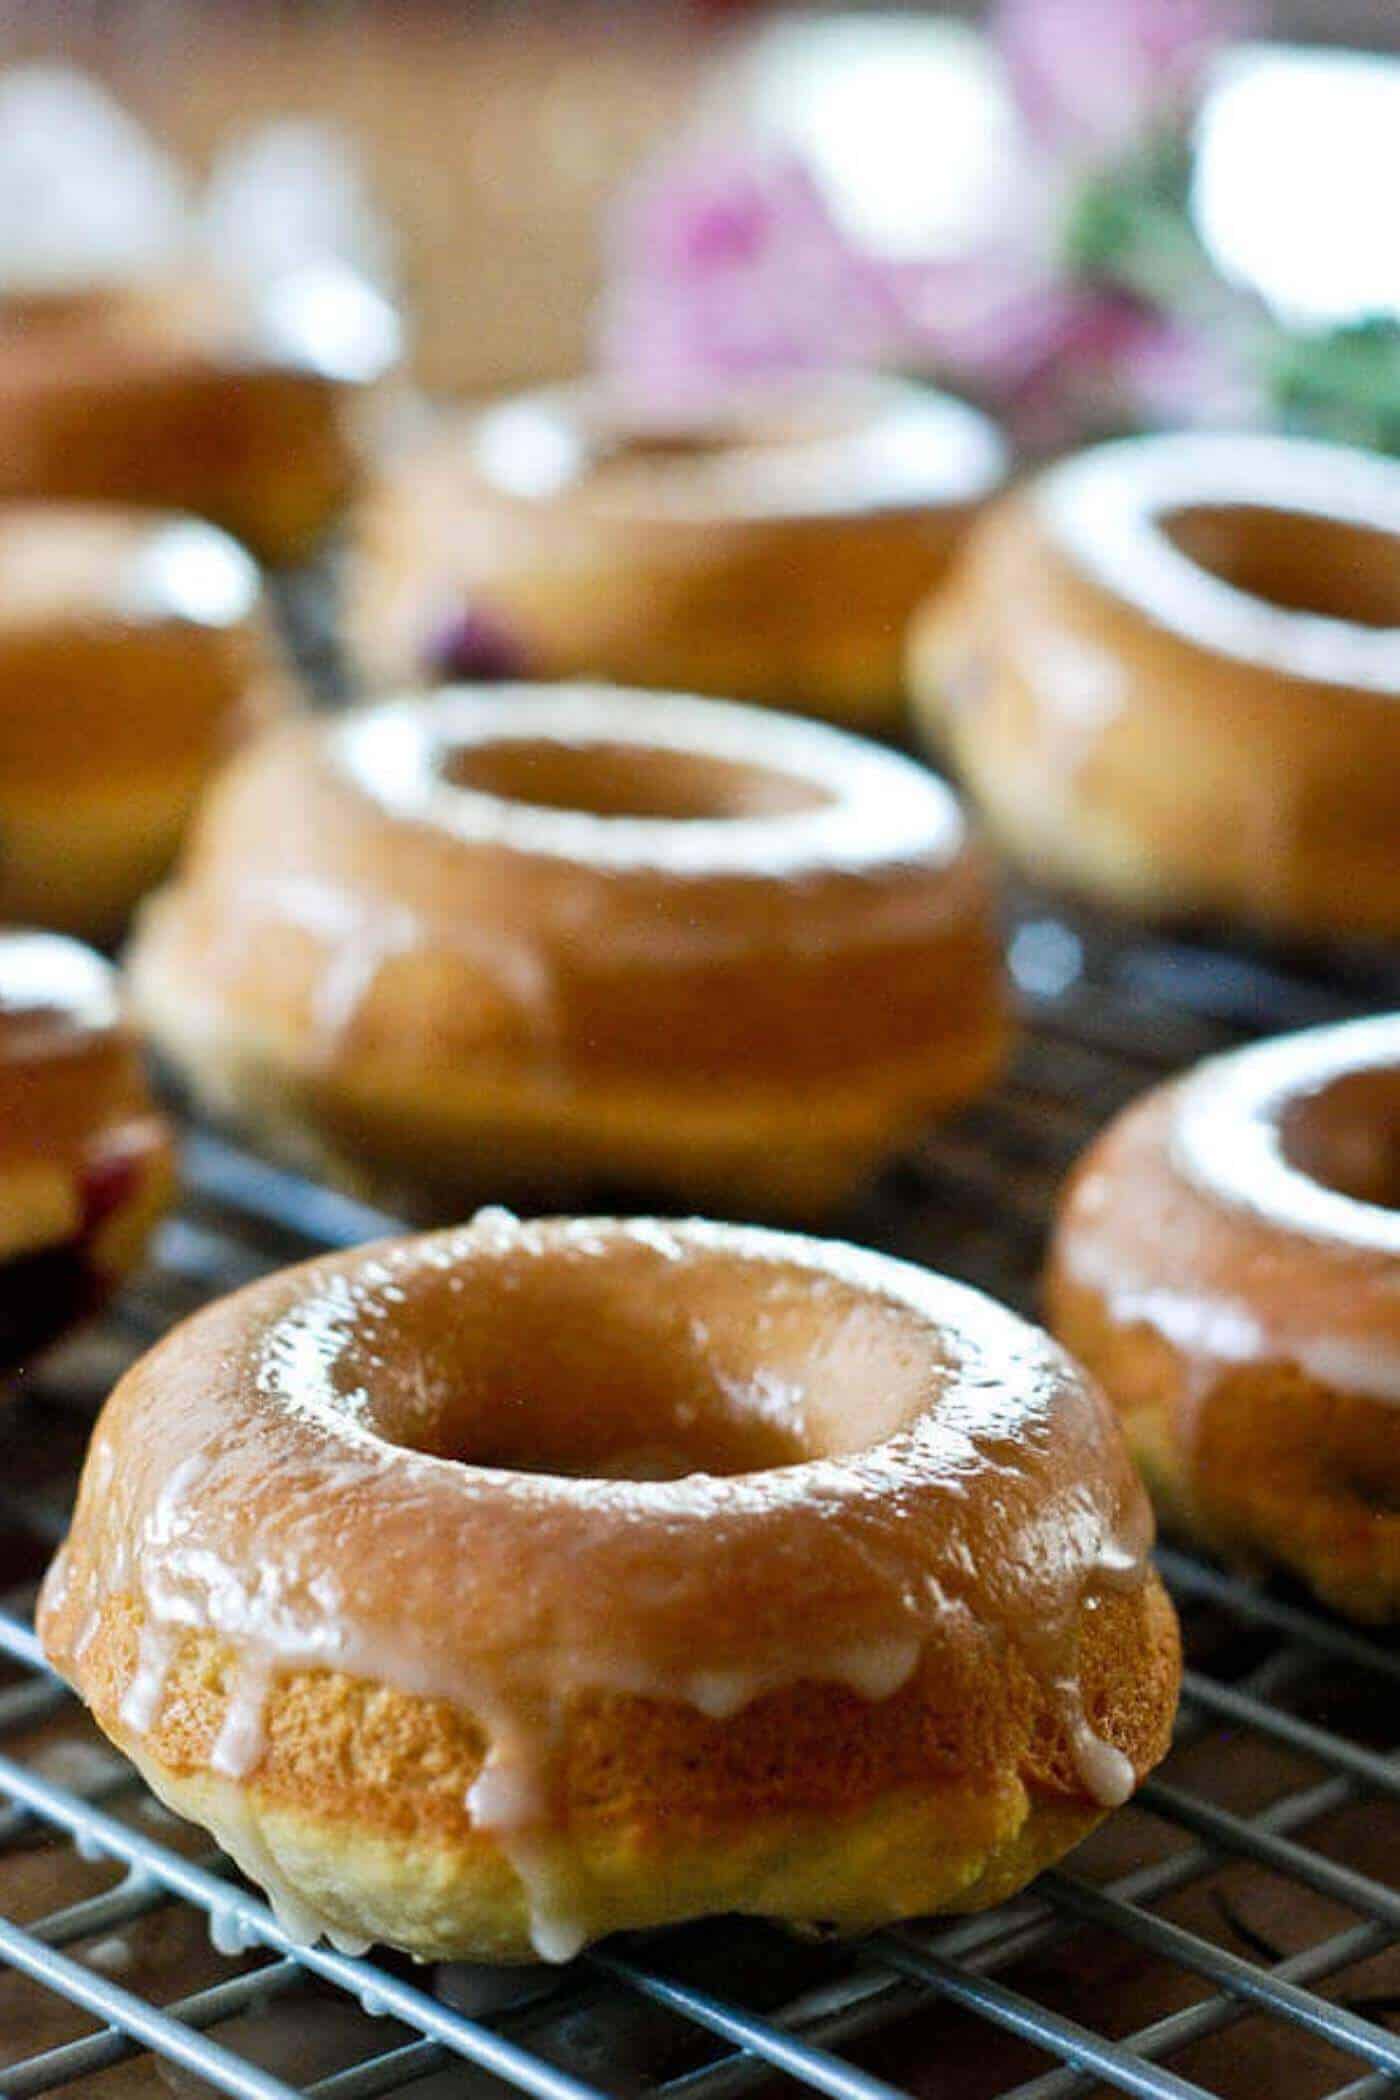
[0,275,396,561]
[0,503,294,940]
[1047,1016,1400,1621]
[347,375,1009,729]
[127,685,1008,1218]
[40,1213,1180,1961]
[911,434,1400,939]
[0,932,174,1374]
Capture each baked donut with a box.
[0,274,396,561]
[0,933,173,1374]
[127,685,1008,1218]
[911,434,1400,939]
[0,503,293,940]
[40,1212,1180,1961]
[1047,1016,1400,1621]
[347,375,1008,728]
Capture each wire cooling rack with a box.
[0,903,1397,2099]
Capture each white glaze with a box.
[211,1655,273,1780]
[0,508,259,637]
[1039,434,1400,691]
[119,1618,178,1736]
[470,374,1008,524]
[1173,1016,1400,1258]
[1061,1689,1136,1809]
[85,1933,134,1974]
[125,1733,372,1956]
[332,686,966,881]
[0,932,120,1041]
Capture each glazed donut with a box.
[0,504,293,939]
[347,374,1008,729]
[1047,1016,1400,1621]
[0,274,396,561]
[911,434,1400,939]
[40,1213,1180,1960]
[127,685,1008,1218]
[0,933,173,1374]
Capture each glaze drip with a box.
[41,1213,1155,1959]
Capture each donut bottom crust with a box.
[1050,1279,1400,1623]
[129,1746,1107,1964]
[134,967,1008,1221]
[69,1578,1179,1962]
[349,508,969,734]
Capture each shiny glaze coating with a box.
[128,685,1008,1217]
[1048,1016,1400,1619]
[911,434,1400,938]
[0,932,174,1369]
[0,503,292,938]
[347,374,1008,729]
[41,1213,1178,1959]
[0,273,397,560]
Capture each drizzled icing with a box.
[41,1214,1154,1960]
[1053,1016,1400,1413]
[469,374,1009,524]
[1039,434,1400,690]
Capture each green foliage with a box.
[1060,135,1205,301]
[1267,319,1400,457]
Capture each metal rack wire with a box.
[0,906,1397,2099]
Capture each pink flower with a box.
[1111,309,1258,426]
[900,242,1251,449]
[597,145,902,407]
[592,9,1257,447]
[1006,299,1256,449]
[995,0,1242,161]
[899,243,1089,400]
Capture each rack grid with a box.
[0,906,1397,2099]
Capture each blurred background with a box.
[3,0,1397,448]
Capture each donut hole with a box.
[1280,1065,1400,1211]
[598,424,758,466]
[352,1241,932,1481]
[442,737,831,822]
[583,382,873,467]
[1162,504,1400,628]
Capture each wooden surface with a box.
[2,3,1397,400]
[1,7,710,397]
